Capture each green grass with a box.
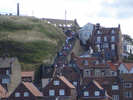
[0,16,65,70]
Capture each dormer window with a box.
[95,91,100,96]
[53,80,60,85]
[84,91,89,96]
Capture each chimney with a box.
[17,3,20,16]
[96,23,100,30]
[118,24,120,29]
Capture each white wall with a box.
[118,64,128,74]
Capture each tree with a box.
[123,34,133,44]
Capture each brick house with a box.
[8,82,43,100]
[61,66,80,88]
[71,54,119,79]
[120,74,133,100]
[90,23,122,62]
[21,71,34,82]
[71,54,121,100]
[79,80,111,100]
[0,57,21,94]
[43,76,76,100]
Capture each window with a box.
[124,91,132,98]
[95,70,101,77]
[112,85,119,90]
[113,95,119,100]
[85,70,91,77]
[104,36,107,42]
[111,36,115,42]
[49,90,55,96]
[111,71,116,76]
[59,89,65,96]
[111,44,115,50]
[24,92,29,97]
[112,30,115,34]
[73,81,77,86]
[103,43,109,48]
[84,91,89,96]
[95,91,100,96]
[124,83,132,88]
[6,70,10,75]
[15,92,20,97]
[2,78,10,84]
[96,60,99,64]
[97,37,101,43]
[96,44,100,52]
[83,60,88,65]
[97,30,101,34]
[54,80,60,85]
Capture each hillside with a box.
[0,16,65,70]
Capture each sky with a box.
[0,0,133,37]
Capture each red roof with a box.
[23,82,43,97]
[123,63,133,71]
[21,71,34,80]
[59,76,75,89]
[0,84,8,98]
[93,80,104,90]
[107,62,118,71]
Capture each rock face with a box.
[79,23,94,45]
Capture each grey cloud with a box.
[98,0,133,19]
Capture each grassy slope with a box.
[0,16,65,70]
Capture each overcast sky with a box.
[0,0,133,37]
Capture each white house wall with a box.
[118,64,128,74]
[129,68,133,73]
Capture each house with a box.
[42,18,79,32]
[71,54,119,78]
[79,23,94,45]
[90,23,122,62]
[0,57,21,94]
[0,84,8,100]
[21,71,34,82]
[120,74,133,100]
[122,35,133,58]
[43,76,76,100]
[118,63,133,74]
[79,80,111,100]
[40,65,54,88]
[8,82,43,100]
[82,76,121,99]
[61,66,80,88]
